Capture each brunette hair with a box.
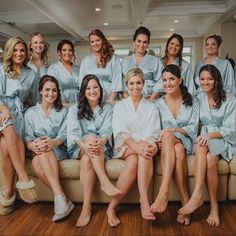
[205,34,223,47]
[89,29,114,68]
[57,39,76,62]
[133,26,151,44]
[162,64,193,107]
[199,64,226,108]
[77,74,104,120]
[38,75,63,111]
[163,33,184,68]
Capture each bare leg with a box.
[0,136,15,199]
[151,133,178,213]
[76,154,96,227]
[107,150,138,227]
[206,154,220,227]
[174,143,190,225]
[1,126,29,182]
[138,156,155,220]
[179,143,207,215]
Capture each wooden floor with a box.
[0,201,236,236]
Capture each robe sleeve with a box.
[24,109,36,142]
[110,55,123,93]
[56,108,68,142]
[99,104,113,139]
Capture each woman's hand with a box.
[160,128,176,139]
[196,134,210,147]
[138,141,157,159]
[0,107,13,125]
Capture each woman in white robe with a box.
[122,26,163,100]
[194,34,235,96]
[48,40,80,106]
[24,75,74,221]
[67,74,121,227]
[179,64,236,227]
[107,68,161,227]
[0,37,37,215]
[79,29,123,103]
[150,64,199,225]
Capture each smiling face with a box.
[199,70,215,94]
[133,34,149,56]
[167,37,181,57]
[40,81,58,104]
[127,75,144,98]
[204,37,219,57]
[89,34,103,53]
[59,43,73,63]
[162,71,182,94]
[30,34,45,55]
[85,79,101,104]
[12,43,26,65]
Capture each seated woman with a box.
[24,75,74,221]
[0,37,38,215]
[107,68,160,227]
[67,74,121,227]
[150,64,199,225]
[179,64,236,227]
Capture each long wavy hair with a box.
[57,39,76,63]
[3,37,28,79]
[163,33,183,69]
[38,75,63,111]
[162,64,193,107]
[89,29,114,68]
[28,32,49,67]
[77,74,104,120]
[199,64,226,108]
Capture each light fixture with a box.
[170,28,174,31]
[104,22,109,26]
[174,19,179,23]
[95,8,101,12]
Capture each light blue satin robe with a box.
[27,61,47,102]
[194,57,236,96]
[122,54,163,97]
[47,61,80,104]
[0,65,37,136]
[197,92,236,161]
[67,103,113,159]
[155,96,199,154]
[79,53,123,100]
[24,103,68,160]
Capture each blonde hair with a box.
[28,32,49,67]
[3,37,28,79]
[124,67,145,85]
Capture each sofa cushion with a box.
[154,155,229,176]
[229,155,236,174]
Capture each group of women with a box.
[0,26,236,229]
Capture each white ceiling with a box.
[0,0,236,43]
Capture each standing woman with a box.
[79,29,123,103]
[24,75,74,221]
[194,34,235,96]
[107,68,160,227]
[67,74,121,227]
[122,26,163,100]
[150,64,199,225]
[48,39,80,106]
[154,34,196,95]
[179,64,236,226]
[0,37,38,215]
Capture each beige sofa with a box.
[0,152,235,203]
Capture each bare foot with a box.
[76,207,91,227]
[101,179,122,197]
[178,195,203,215]
[150,193,168,213]
[206,206,220,227]
[177,213,191,225]
[140,201,155,220]
[107,206,120,227]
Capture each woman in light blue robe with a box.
[179,64,236,227]
[67,74,121,227]
[48,39,80,106]
[151,64,199,226]
[194,34,235,96]
[153,34,196,95]
[79,29,123,103]
[24,75,74,221]
[0,37,38,214]
[122,26,163,100]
